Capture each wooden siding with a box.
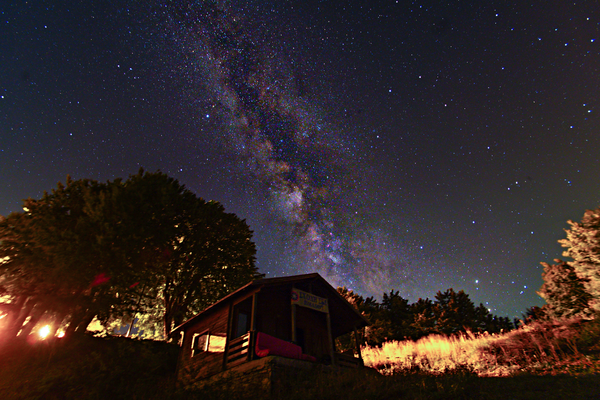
[177,304,229,386]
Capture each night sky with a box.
[2,0,599,319]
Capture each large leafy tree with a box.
[0,178,113,339]
[117,172,257,338]
[558,207,600,314]
[0,170,258,341]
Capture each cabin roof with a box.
[171,273,369,338]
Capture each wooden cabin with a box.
[172,273,370,391]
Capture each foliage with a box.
[336,287,514,350]
[535,206,600,320]
[0,178,119,339]
[433,288,477,335]
[538,259,592,319]
[557,207,600,314]
[522,306,547,322]
[0,170,258,341]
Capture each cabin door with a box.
[231,297,253,338]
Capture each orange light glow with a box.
[38,325,51,339]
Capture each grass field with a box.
[362,317,600,377]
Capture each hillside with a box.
[0,335,179,400]
[1,323,600,399]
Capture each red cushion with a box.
[255,332,306,360]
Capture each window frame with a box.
[191,330,209,357]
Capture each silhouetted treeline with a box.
[337,287,514,349]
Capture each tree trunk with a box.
[163,282,173,340]
[63,307,86,339]
[75,311,96,333]
[48,311,67,338]
[17,304,46,338]
[1,295,27,334]
[8,296,35,337]
[163,311,172,340]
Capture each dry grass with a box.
[361,318,600,377]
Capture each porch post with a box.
[291,303,297,343]
[354,327,363,362]
[223,302,235,370]
[326,312,336,365]
[249,293,257,361]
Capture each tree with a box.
[473,304,513,333]
[117,173,258,338]
[523,306,546,321]
[380,290,411,341]
[408,298,436,339]
[433,288,476,335]
[0,170,258,341]
[0,177,113,339]
[538,259,592,319]
[335,287,387,349]
[558,207,600,314]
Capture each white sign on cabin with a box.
[291,288,329,313]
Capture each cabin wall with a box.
[177,305,230,386]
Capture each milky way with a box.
[154,0,414,293]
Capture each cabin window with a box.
[191,332,208,356]
[191,331,226,356]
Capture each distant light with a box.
[57,331,65,338]
[39,325,51,339]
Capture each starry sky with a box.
[2,0,599,319]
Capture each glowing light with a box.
[57,331,65,338]
[38,325,51,339]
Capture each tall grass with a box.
[361,317,600,377]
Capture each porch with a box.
[226,330,364,369]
